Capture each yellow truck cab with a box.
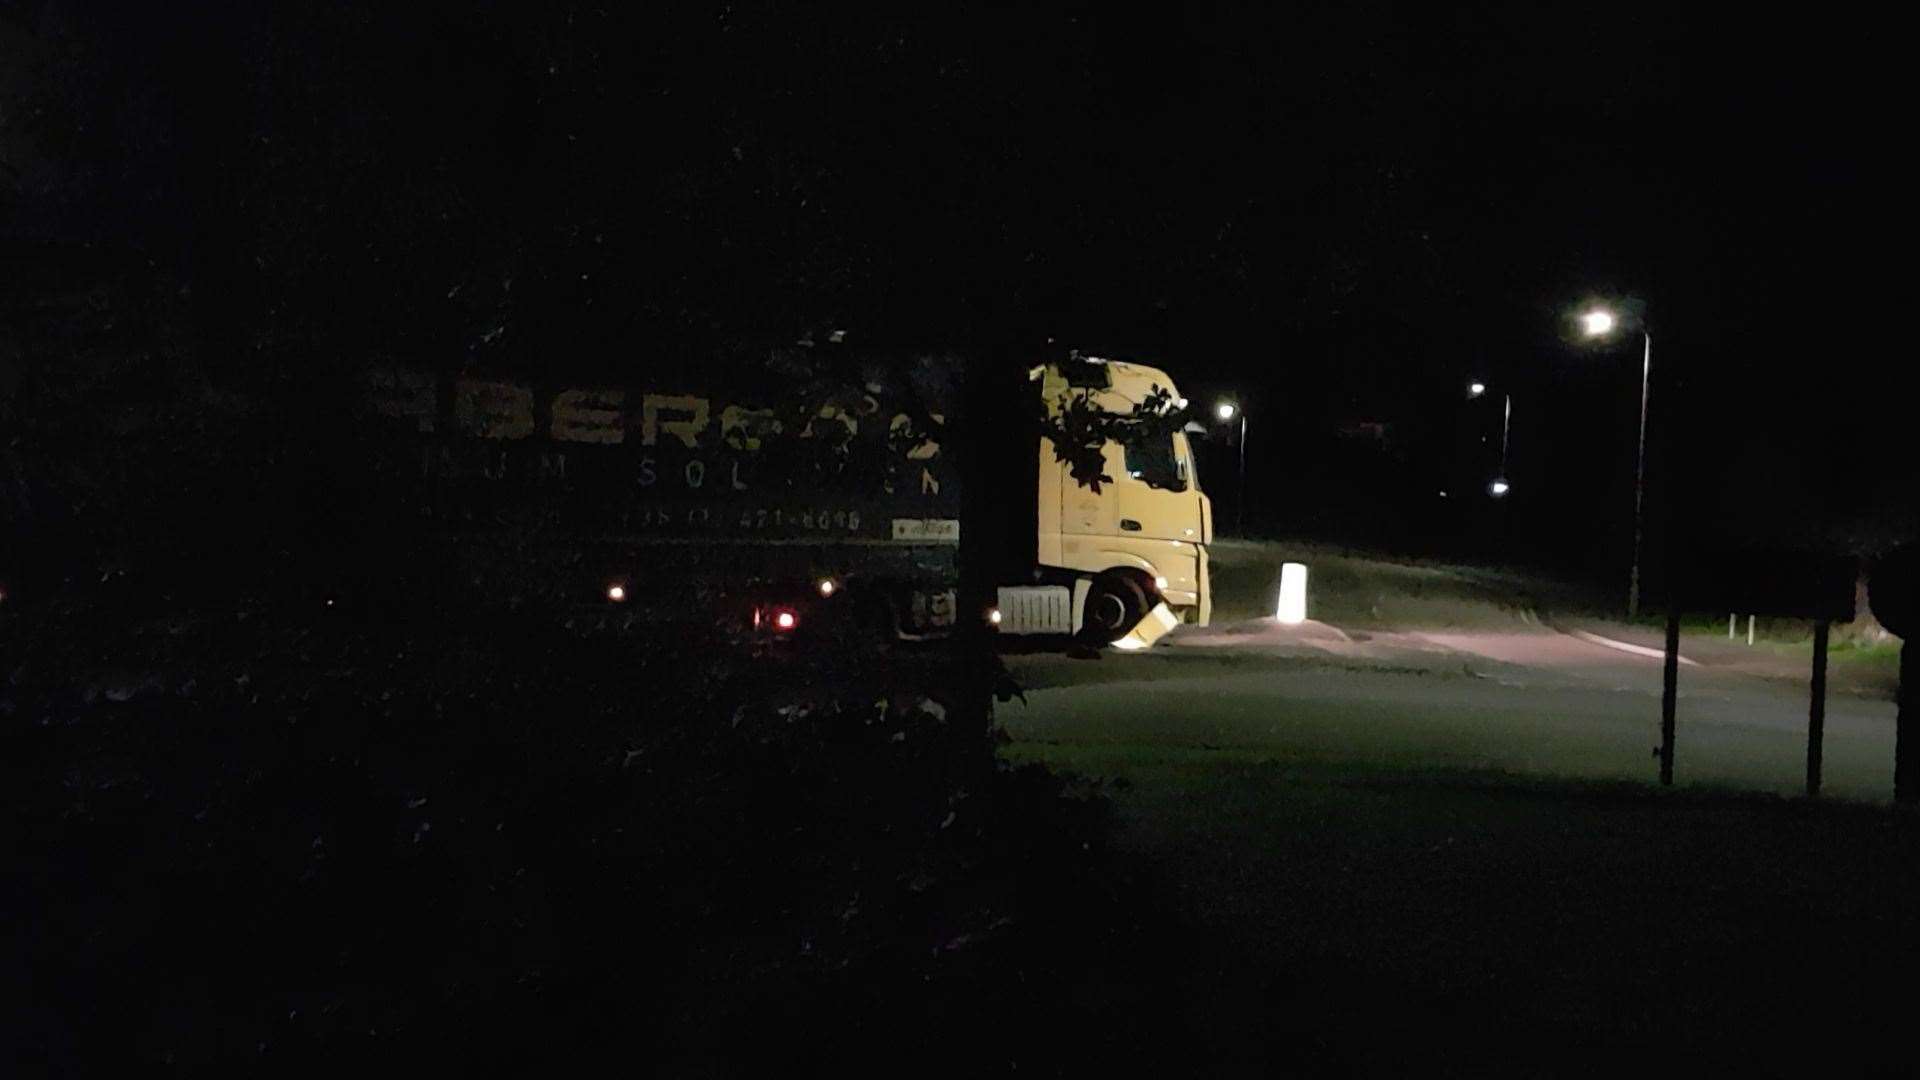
[1007,357,1213,645]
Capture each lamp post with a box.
[1500,390,1512,482]
[1581,307,1653,620]
[1467,380,1513,497]
[1582,301,1678,786]
[1215,400,1247,534]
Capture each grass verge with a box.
[1207,537,1590,629]
[1003,735,1920,1074]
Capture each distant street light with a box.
[1466,383,1514,499]
[1215,399,1248,534]
[1489,478,1511,497]
[1581,304,1654,619]
[1500,392,1512,478]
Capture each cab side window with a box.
[1175,433,1198,490]
[1123,432,1187,492]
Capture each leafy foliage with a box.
[1039,380,1189,494]
[0,607,1201,1072]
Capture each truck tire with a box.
[1079,574,1148,645]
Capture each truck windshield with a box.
[1123,432,1187,492]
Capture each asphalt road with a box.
[1003,616,1901,802]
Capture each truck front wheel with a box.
[1079,574,1148,645]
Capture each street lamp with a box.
[1582,299,1677,787]
[1499,391,1512,479]
[1215,399,1248,534]
[1581,304,1653,620]
[1467,381,1514,497]
[1489,478,1511,497]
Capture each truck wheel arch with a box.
[1090,551,1163,589]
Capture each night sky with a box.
[3,2,1906,575]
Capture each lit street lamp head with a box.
[1580,309,1617,337]
[1215,401,1237,422]
[1489,478,1511,497]
[1468,381,1487,398]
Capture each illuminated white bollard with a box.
[1276,562,1308,625]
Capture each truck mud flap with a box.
[1111,601,1180,650]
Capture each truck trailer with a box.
[354,341,1211,648]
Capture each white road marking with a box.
[1566,628,1700,667]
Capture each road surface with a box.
[1003,616,1900,802]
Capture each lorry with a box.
[353,340,1211,648]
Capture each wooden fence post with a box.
[1807,620,1829,797]
[1660,610,1680,785]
